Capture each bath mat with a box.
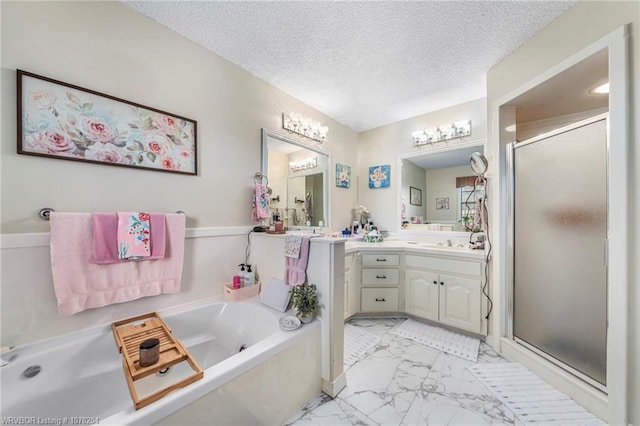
[344,324,381,367]
[391,319,480,362]
[467,362,605,425]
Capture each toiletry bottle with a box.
[245,264,255,287]
[238,263,246,287]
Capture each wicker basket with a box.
[223,281,261,302]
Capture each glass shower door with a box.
[512,116,608,387]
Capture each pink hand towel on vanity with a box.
[284,235,311,286]
[50,212,185,316]
[92,213,166,264]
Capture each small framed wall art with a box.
[410,186,422,206]
[436,197,450,210]
[17,69,197,175]
[369,164,390,188]
[336,163,351,188]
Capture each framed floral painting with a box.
[369,164,390,188]
[410,186,422,206]
[17,70,197,175]
[336,163,351,188]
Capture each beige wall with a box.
[400,159,426,220]
[425,165,468,225]
[487,1,639,423]
[0,1,358,233]
[358,98,487,232]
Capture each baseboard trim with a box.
[322,372,347,398]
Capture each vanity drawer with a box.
[405,255,481,276]
[362,254,400,267]
[361,288,399,312]
[362,268,399,286]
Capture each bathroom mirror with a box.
[398,142,485,233]
[261,129,329,228]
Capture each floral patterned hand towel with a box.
[284,234,303,259]
[117,212,151,259]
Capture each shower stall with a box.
[507,113,608,391]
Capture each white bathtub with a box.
[0,296,321,425]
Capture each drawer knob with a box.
[432,280,438,285]
[376,275,387,279]
[376,258,387,262]
[375,298,386,302]
[440,281,444,286]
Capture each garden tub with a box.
[0,296,321,425]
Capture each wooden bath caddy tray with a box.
[112,312,203,410]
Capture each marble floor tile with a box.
[285,393,378,426]
[477,342,509,364]
[402,390,514,426]
[289,319,518,426]
[425,353,516,423]
[337,336,439,425]
[347,317,406,337]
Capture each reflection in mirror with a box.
[261,129,329,228]
[400,144,484,233]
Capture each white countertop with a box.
[344,239,486,260]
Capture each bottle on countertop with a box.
[232,275,242,289]
[238,263,247,287]
[245,264,255,287]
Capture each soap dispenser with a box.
[245,264,255,287]
[238,263,247,287]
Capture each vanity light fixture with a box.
[289,156,318,172]
[412,120,471,146]
[282,112,329,144]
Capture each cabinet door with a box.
[439,274,481,333]
[404,269,439,321]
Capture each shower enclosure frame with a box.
[491,25,629,424]
[505,113,609,393]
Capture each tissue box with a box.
[363,234,384,243]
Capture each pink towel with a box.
[50,212,185,316]
[251,184,270,221]
[284,235,311,286]
[92,213,166,264]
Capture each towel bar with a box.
[38,208,186,221]
[254,172,269,185]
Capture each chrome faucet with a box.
[1,346,16,367]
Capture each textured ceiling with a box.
[126,1,575,132]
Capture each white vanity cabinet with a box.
[360,253,400,313]
[344,253,360,319]
[404,254,483,334]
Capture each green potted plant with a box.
[289,282,320,323]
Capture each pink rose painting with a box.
[17,70,197,175]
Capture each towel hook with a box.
[253,172,269,185]
[38,207,56,221]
